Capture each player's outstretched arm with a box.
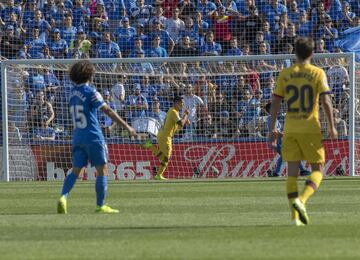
[268,95,282,146]
[320,93,338,139]
[101,104,137,136]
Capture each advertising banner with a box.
[32,141,349,180]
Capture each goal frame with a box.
[1,53,356,181]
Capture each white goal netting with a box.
[1,54,357,180]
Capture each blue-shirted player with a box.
[57,60,136,214]
[265,102,310,177]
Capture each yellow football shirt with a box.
[157,107,182,140]
[274,63,331,134]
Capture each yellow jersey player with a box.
[142,96,190,180]
[269,37,338,226]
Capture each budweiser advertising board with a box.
[31,141,349,180]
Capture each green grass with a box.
[1,179,360,259]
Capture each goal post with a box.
[1,53,357,181]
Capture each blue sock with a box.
[96,175,107,207]
[61,172,77,198]
[275,156,283,176]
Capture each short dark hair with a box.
[295,37,314,60]
[69,60,95,85]
[173,95,184,104]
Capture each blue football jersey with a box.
[69,83,106,145]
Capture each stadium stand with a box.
[0,0,357,143]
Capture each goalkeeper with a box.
[141,96,190,180]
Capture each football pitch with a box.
[1,178,360,259]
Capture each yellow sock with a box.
[300,170,323,204]
[287,176,299,220]
[157,162,168,176]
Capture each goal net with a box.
[1,54,357,181]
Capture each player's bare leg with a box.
[95,164,119,213]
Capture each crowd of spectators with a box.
[0,0,357,142]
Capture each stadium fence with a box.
[1,53,357,181]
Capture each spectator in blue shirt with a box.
[26,9,52,41]
[147,97,166,126]
[96,31,122,58]
[114,16,136,55]
[51,2,72,29]
[97,89,116,138]
[27,72,46,94]
[251,31,271,54]
[179,17,200,47]
[196,0,216,26]
[328,0,343,21]
[5,11,25,37]
[177,0,197,19]
[1,0,21,23]
[226,38,242,56]
[241,89,263,137]
[88,31,100,58]
[129,23,148,50]
[72,0,91,29]
[48,28,68,58]
[296,10,312,37]
[148,20,175,54]
[43,0,57,23]
[336,1,357,32]
[17,44,32,59]
[31,120,56,141]
[26,27,47,59]
[148,6,167,27]
[105,0,125,28]
[130,0,152,25]
[140,75,158,100]
[288,0,301,24]
[316,16,338,52]
[296,0,311,12]
[237,0,253,16]
[129,37,145,57]
[262,21,275,44]
[145,35,168,57]
[126,84,149,121]
[62,0,74,10]
[43,45,55,59]
[253,41,277,84]
[262,0,287,30]
[131,50,155,74]
[194,11,209,40]
[22,0,37,26]
[200,31,221,56]
[61,16,77,46]
[43,67,60,103]
[262,76,275,103]
[310,2,325,26]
